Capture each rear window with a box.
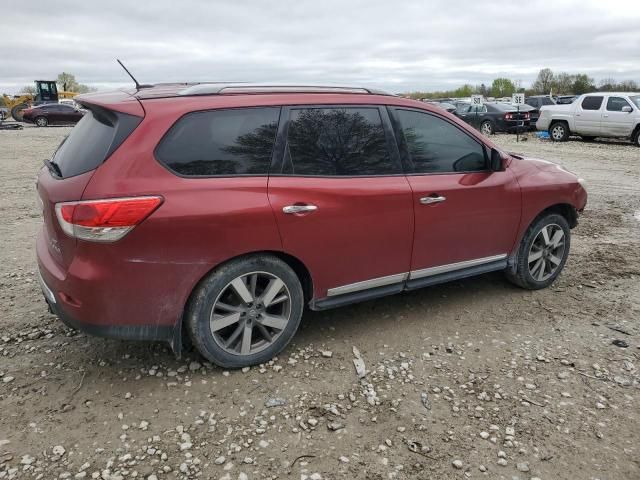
[282,107,397,176]
[52,107,141,178]
[155,107,280,176]
[581,96,603,110]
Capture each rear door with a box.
[602,96,635,137]
[268,105,414,301]
[575,96,604,135]
[390,107,521,279]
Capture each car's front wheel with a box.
[186,255,304,368]
[549,122,569,142]
[35,116,48,127]
[506,213,571,290]
[633,129,640,147]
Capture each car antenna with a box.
[116,59,153,89]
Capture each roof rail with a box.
[178,83,392,97]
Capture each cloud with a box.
[1,0,639,94]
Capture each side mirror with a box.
[622,106,632,113]
[490,148,505,171]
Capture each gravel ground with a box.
[1,127,639,480]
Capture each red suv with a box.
[36,84,587,367]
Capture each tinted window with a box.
[581,96,603,110]
[395,109,487,174]
[606,97,631,111]
[52,107,141,178]
[541,97,555,106]
[283,107,396,176]
[156,107,280,176]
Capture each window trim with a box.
[388,107,491,176]
[605,96,632,112]
[153,106,282,179]
[269,104,404,178]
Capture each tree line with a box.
[406,68,639,100]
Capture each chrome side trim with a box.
[409,254,508,280]
[327,272,408,297]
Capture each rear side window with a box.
[542,97,555,106]
[52,107,141,178]
[394,109,487,174]
[283,107,397,176]
[581,96,603,110]
[156,107,280,176]
[606,97,631,111]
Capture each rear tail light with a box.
[505,113,513,120]
[55,196,163,242]
[524,113,530,119]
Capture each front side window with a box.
[395,109,487,174]
[283,107,397,176]
[606,97,631,112]
[581,96,603,110]
[156,107,280,176]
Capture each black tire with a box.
[581,136,597,142]
[505,213,571,290]
[10,103,28,122]
[186,255,304,368]
[632,129,640,147]
[549,122,569,142]
[480,120,494,136]
[35,116,48,127]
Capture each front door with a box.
[575,95,604,135]
[603,96,636,137]
[268,106,414,300]
[390,108,521,279]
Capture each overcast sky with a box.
[2,0,639,94]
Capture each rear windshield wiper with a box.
[44,159,62,178]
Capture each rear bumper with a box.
[36,227,180,343]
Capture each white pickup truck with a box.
[536,92,640,146]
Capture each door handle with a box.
[603,114,609,117]
[420,195,446,205]
[283,204,318,214]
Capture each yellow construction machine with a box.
[1,80,78,121]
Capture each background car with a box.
[22,103,85,127]
[554,95,577,105]
[426,101,456,113]
[454,102,531,135]
[526,95,556,129]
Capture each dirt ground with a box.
[1,126,639,480]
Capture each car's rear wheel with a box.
[186,255,304,368]
[480,120,494,136]
[549,122,569,142]
[506,213,571,290]
[35,116,48,127]
[633,129,640,147]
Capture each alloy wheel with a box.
[480,122,492,135]
[551,124,565,141]
[210,271,291,356]
[527,224,566,282]
[36,117,48,127]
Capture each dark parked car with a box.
[427,101,456,113]
[37,83,587,367]
[454,102,531,135]
[525,96,556,129]
[22,103,85,127]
